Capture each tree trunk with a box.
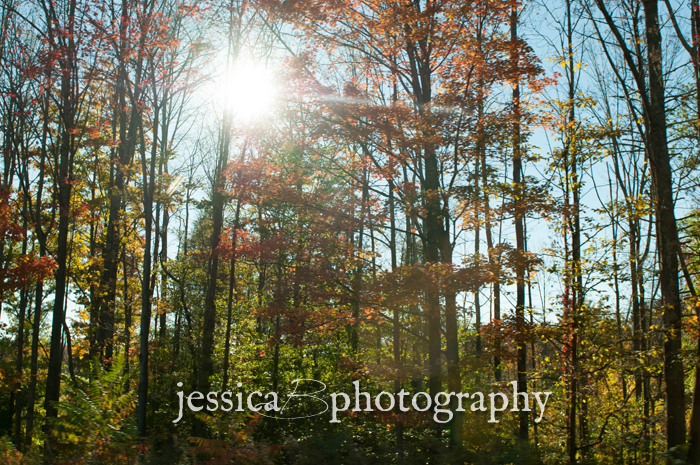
[642,0,685,454]
[44,2,77,449]
[137,83,160,438]
[511,5,528,443]
[13,286,27,449]
[684,0,700,460]
[97,0,145,363]
[200,91,231,401]
[24,88,49,446]
[222,200,241,392]
[595,0,686,454]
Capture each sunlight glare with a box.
[224,59,277,121]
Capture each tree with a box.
[592,0,686,456]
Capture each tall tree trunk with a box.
[408,41,443,414]
[88,121,103,358]
[642,0,685,454]
[123,247,131,380]
[96,0,146,363]
[13,287,27,449]
[683,0,700,459]
[12,186,29,449]
[43,93,71,448]
[350,163,368,353]
[200,85,231,400]
[44,0,77,450]
[594,0,686,454]
[159,95,170,342]
[25,280,42,447]
[388,178,404,464]
[24,86,50,446]
[222,200,241,392]
[424,145,442,405]
[565,0,580,459]
[201,0,241,401]
[474,149,482,356]
[482,146,501,381]
[137,83,160,439]
[511,5,528,443]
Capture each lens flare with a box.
[223,59,277,121]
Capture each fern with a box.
[52,354,137,464]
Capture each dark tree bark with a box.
[663,0,700,459]
[402,6,448,410]
[594,0,686,456]
[222,200,241,392]
[96,0,147,363]
[482,144,501,382]
[137,57,161,437]
[388,177,404,464]
[42,0,79,452]
[13,288,27,449]
[200,0,244,405]
[200,109,230,398]
[511,4,528,443]
[643,0,685,453]
[474,147,482,356]
[24,81,50,446]
[562,0,581,459]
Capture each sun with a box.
[223,59,277,122]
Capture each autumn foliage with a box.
[2,0,700,463]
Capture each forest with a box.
[1,0,700,463]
